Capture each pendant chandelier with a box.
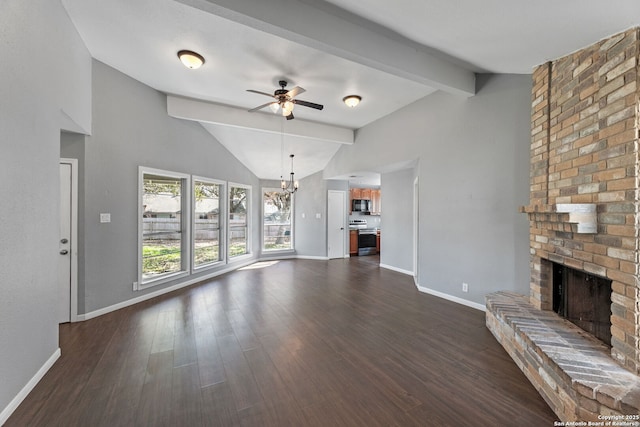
[280,119,298,194]
[281,154,298,194]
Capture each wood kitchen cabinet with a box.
[376,230,380,254]
[349,230,358,256]
[349,188,360,214]
[349,187,380,214]
[370,189,381,215]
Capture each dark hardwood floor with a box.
[7,257,556,426]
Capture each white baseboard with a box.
[295,255,330,261]
[78,259,256,321]
[0,348,61,425]
[378,264,485,311]
[379,263,414,276]
[416,284,486,312]
[77,255,333,321]
[78,256,485,324]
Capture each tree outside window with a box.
[229,185,249,257]
[263,190,292,251]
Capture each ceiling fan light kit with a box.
[177,50,205,69]
[343,95,361,108]
[247,80,323,121]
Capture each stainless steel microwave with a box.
[352,199,371,213]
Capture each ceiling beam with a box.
[167,95,354,144]
[175,0,476,97]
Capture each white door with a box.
[58,161,74,323]
[327,190,346,259]
[413,176,419,284]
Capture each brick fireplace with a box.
[487,28,640,420]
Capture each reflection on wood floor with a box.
[7,257,556,426]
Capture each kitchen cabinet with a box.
[349,188,360,214]
[349,187,380,214]
[376,230,380,254]
[370,189,381,215]
[350,230,358,256]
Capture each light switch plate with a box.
[100,213,111,223]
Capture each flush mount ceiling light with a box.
[177,50,205,69]
[343,95,362,108]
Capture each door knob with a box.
[60,238,69,244]
[60,249,69,255]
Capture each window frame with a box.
[227,182,252,261]
[261,187,294,253]
[137,166,191,290]
[192,176,226,272]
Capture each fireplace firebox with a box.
[552,263,612,347]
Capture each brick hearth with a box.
[487,292,640,420]
[487,28,640,421]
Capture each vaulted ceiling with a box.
[61,0,640,182]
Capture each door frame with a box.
[60,158,79,322]
[413,176,419,285]
[327,190,347,259]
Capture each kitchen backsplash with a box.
[348,213,381,229]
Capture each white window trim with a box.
[227,182,252,261]
[192,176,226,272]
[137,166,191,290]
[261,187,295,253]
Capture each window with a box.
[262,189,293,251]
[193,178,224,269]
[139,168,190,286]
[229,184,250,258]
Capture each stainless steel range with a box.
[349,219,367,229]
[349,219,377,256]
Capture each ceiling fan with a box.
[247,80,323,120]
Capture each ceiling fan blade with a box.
[246,89,275,98]
[294,99,324,110]
[248,102,276,112]
[286,86,305,98]
[285,112,294,120]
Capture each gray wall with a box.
[324,74,532,305]
[81,60,260,313]
[0,3,532,415]
[0,0,92,416]
[292,171,328,257]
[380,168,415,272]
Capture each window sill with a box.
[193,260,225,272]
[137,270,189,291]
[228,253,253,263]
[262,249,295,255]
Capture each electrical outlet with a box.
[462,282,469,293]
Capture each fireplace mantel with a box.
[519,203,597,234]
[490,28,640,421]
